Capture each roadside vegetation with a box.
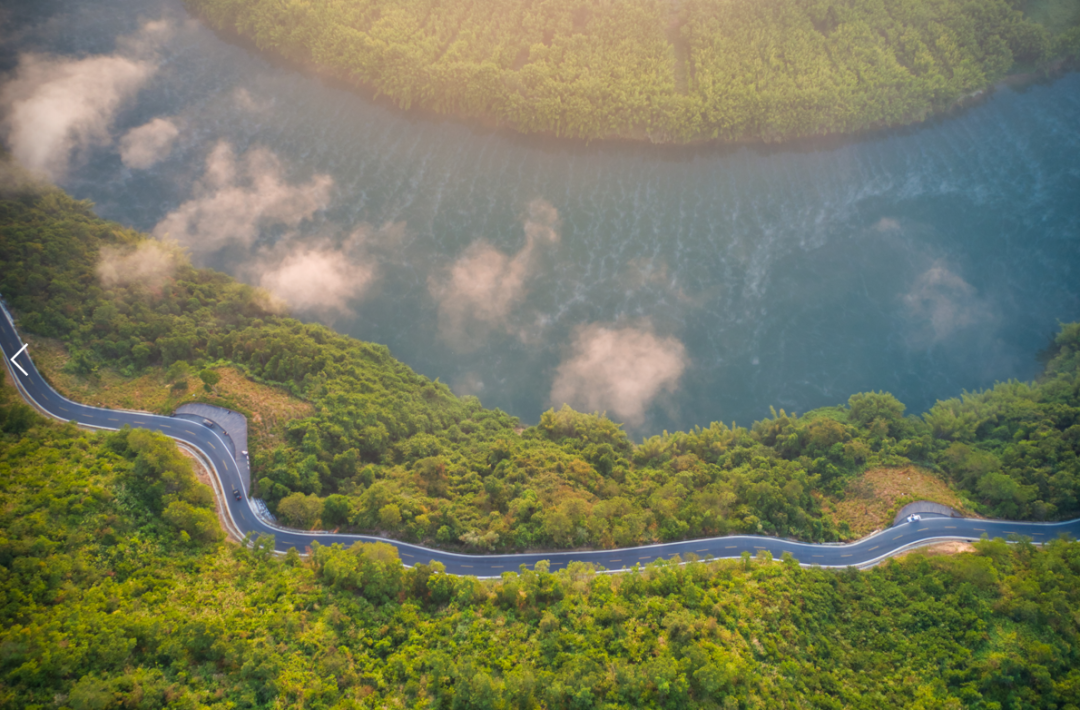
[22,334,313,456]
[2,163,1079,554]
[184,0,1080,143]
[821,465,977,537]
[3,375,1080,708]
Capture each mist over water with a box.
[3,0,1079,435]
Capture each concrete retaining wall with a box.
[893,500,964,526]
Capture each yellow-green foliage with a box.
[184,0,1074,142]
[2,397,1080,708]
[4,174,1080,556]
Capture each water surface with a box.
[3,0,1078,434]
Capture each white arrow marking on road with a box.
[10,343,28,376]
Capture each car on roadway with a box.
[202,419,214,428]
[233,489,242,501]
[906,514,922,523]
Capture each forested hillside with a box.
[183,0,1080,142]
[2,379,1080,708]
[2,165,1079,554]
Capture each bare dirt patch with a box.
[893,540,976,560]
[822,466,974,538]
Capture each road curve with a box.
[2,301,1077,576]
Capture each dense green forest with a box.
[3,378,1080,708]
[2,165,1079,554]
[183,0,1080,143]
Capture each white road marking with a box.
[10,343,28,376]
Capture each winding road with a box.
[2,300,1077,577]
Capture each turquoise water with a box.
[3,0,1079,434]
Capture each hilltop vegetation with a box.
[2,167,1080,554]
[3,377,1080,708]
[184,0,1080,143]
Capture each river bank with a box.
[183,0,1075,147]
[194,13,1078,154]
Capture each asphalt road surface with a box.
[3,300,1077,577]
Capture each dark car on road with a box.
[233,489,242,501]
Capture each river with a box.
[3,0,1079,435]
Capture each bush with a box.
[277,491,323,529]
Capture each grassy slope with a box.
[24,333,313,450]
[822,466,977,536]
